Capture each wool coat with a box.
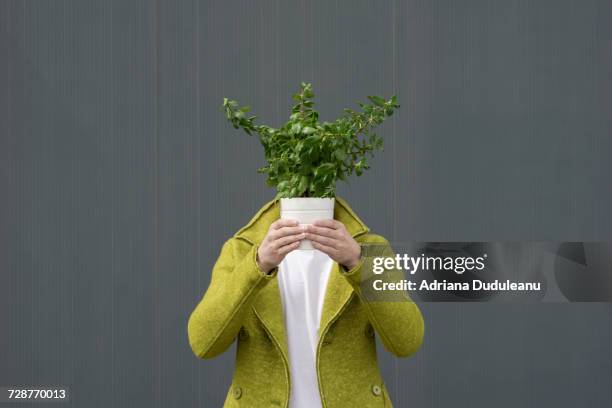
[187,197,425,407]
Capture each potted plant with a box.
[222,82,400,248]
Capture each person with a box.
[187,197,425,407]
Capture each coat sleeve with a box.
[187,238,277,359]
[340,235,425,358]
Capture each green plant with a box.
[222,82,400,198]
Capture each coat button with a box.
[365,324,375,338]
[371,385,382,396]
[233,386,242,399]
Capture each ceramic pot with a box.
[280,197,335,250]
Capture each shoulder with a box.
[219,236,254,260]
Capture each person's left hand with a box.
[305,220,361,269]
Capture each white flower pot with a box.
[280,197,335,250]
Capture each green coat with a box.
[188,197,425,407]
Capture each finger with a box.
[271,219,299,230]
[269,225,305,240]
[272,232,306,249]
[305,224,341,238]
[305,232,338,248]
[311,241,337,255]
[312,219,342,229]
[277,240,301,256]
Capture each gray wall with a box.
[1,0,611,407]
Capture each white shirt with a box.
[277,249,334,408]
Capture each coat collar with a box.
[236,197,369,363]
[234,196,369,245]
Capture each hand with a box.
[256,219,305,273]
[305,220,361,269]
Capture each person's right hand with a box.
[256,219,305,273]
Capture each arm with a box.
[187,239,276,359]
[187,219,305,359]
[305,221,425,358]
[340,236,425,358]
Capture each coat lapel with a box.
[252,277,289,360]
[316,196,368,335]
[318,261,355,338]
